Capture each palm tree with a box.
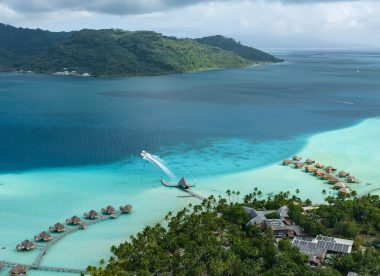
[236,191,240,202]
[296,189,300,194]
[322,189,327,194]
[226,189,231,203]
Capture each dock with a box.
[4,206,132,275]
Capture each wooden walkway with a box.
[184,189,208,201]
[4,210,128,274]
[359,186,380,197]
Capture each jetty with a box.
[162,177,208,201]
[4,204,133,275]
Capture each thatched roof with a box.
[85,210,99,219]
[178,177,190,189]
[66,215,81,225]
[35,231,52,241]
[102,205,116,215]
[328,177,340,184]
[9,264,27,276]
[339,187,351,195]
[334,182,346,189]
[315,162,324,168]
[294,163,305,169]
[50,223,65,232]
[338,171,350,177]
[322,173,333,180]
[325,166,337,172]
[292,156,302,161]
[346,176,358,183]
[305,159,315,164]
[120,204,133,213]
[17,240,35,251]
[282,160,293,166]
[305,166,316,172]
[314,169,325,176]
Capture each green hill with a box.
[0,24,281,77]
[196,35,282,63]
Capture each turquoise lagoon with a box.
[1,50,380,274]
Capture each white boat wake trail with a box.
[141,151,176,179]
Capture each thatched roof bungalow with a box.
[334,182,347,189]
[101,205,116,215]
[328,177,340,184]
[9,264,27,276]
[305,159,315,164]
[338,171,350,178]
[120,204,133,214]
[16,240,35,251]
[66,215,81,225]
[49,223,65,233]
[292,156,302,161]
[79,222,88,230]
[325,166,337,173]
[321,173,333,180]
[339,187,351,195]
[315,162,324,169]
[84,210,99,220]
[305,166,316,173]
[314,169,325,177]
[346,176,359,183]
[34,231,52,242]
[282,160,293,166]
[294,163,305,169]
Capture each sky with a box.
[0,0,379,48]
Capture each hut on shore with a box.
[294,163,305,169]
[34,231,53,242]
[84,210,99,220]
[120,204,133,214]
[9,264,27,276]
[49,223,65,233]
[79,222,88,230]
[314,169,325,177]
[315,162,324,169]
[334,182,347,189]
[329,177,340,184]
[346,176,359,183]
[339,187,351,195]
[305,159,315,164]
[321,173,333,180]
[338,171,350,178]
[66,215,81,225]
[292,156,302,162]
[101,205,116,215]
[305,166,316,173]
[16,240,35,251]
[282,160,293,166]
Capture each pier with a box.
[3,206,132,275]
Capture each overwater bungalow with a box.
[292,156,302,161]
[321,173,333,180]
[315,162,324,169]
[16,240,35,251]
[314,169,325,177]
[49,223,65,233]
[339,187,351,195]
[346,176,359,183]
[101,205,116,215]
[84,210,99,220]
[120,204,133,214]
[324,166,337,173]
[338,171,350,178]
[334,182,347,189]
[328,177,340,184]
[34,231,53,242]
[294,163,305,169]
[9,264,27,276]
[305,159,315,164]
[79,222,88,230]
[282,160,293,166]
[66,215,81,225]
[305,166,316,173]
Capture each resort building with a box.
[102,205,116,215]
[177,177,190,189]
[34,231,53,242]
[292,235,354,265]
[84,210,99,220]
[120,204,133,214]
[66,215,81,225]
[9,264,27,276]
[49,223,65,233]
[16,240,35,251]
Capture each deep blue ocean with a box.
[0,50,380,173]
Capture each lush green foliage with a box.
[196,35,283,63]
[0,24,280,76]
[88,190,380,275]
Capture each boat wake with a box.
[141,150,176,179]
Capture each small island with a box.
[0,23,282,77]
